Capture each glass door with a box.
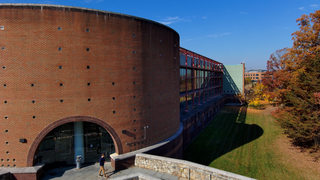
[54,123,74,165]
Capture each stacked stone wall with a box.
[135,154,255,180]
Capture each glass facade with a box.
[179,48,223,111]
[37,122,115,168]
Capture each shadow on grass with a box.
[183,105,264,166]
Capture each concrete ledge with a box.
[0,164,44,180]
[111,122,183,161]
[110,122,183,170]
[135,154,256,180]
[0,163,44,174]
[111,173,161,180]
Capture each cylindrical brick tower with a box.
[0,4,180,168]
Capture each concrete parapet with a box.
[0,163,44,180]
[110,123,184,170]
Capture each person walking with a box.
[98,154,107,178]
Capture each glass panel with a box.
[187,56,192,66]
[187,95,193,109]
[194,58,199,67]
[180,78,186,93]
[37,122,115,169]
[180,96,186,110]
[54,123,74,164]
[180,54,185,66]
[187,78,192,91]
[187,69,192,77]
[180,68,186,77]
[101,128,115,161]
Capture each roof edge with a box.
[0,3,179,35]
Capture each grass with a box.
[183,105,319,180]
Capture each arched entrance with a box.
[27,116,123,167]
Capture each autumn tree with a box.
[245,77,252,85]
[263,10,320,148]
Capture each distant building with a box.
[223,64,245,95]
[245,69,267,82]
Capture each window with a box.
[180,54,186,66]
[187,56,192,66]
[256,74,259,76]
[1,26,4,30]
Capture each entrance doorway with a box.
[37,122,115,168]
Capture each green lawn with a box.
[183,105,315,180]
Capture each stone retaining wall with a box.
[135,154,255,180]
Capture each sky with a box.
[1,0,319,70]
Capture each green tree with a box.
[264,10,320,148]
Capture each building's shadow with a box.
[183,105,263,166]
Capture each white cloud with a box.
[310,4,318,8]
[202,16,207,19]
[240,12,248,14]
[299,7,305,10]
[159,16,185,25]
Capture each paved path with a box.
[41,162,186,180]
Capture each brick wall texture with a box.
[0,4,180,168]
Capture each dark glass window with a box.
[180,96,186,110]
[180,68,186,77]
[194,58,199,67]
[187,69,192,77]
[187,56,192,66]
[180,54,186,66]
[180,78,186,93]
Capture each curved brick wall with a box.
[0,4,180,167]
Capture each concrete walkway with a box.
[41,162,185,180]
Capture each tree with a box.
[245,77,252,85]
[263,10,320,148]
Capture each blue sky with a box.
[1,0,319,70]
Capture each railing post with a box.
[188,168,190,179]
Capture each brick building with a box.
[245,69,267,82]
[0,4,241,180]
[0,3,181,178]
